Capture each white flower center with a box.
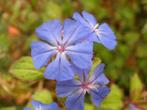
[57,45,65,53]
[81,82,91,92]
[95,29,101,36]
[81,81,101,93]
[92,24,101,36]
[35,105,42,110]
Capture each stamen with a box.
[57,45,65,53]
[81,81,99,92]
[93,23,99,30]
[81,82,90,90]
[95,29,100,36]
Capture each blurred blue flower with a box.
[56,64,110,110]
[23,100,60,110]
[73,11,117,50]
[129,104,138,110]
[31,19,93,81]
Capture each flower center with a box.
[81,82,91,90]
[35,105,42,110]
[57,45,65,53]
[92,24,100,36]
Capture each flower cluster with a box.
[24,11,117,110]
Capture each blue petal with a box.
[66,42,93,69]
[87,32,101,43]
[63,19,78,44]
[128,104,138,110]
[32,100,41,108]
[44,54,74,81]
[23,107,31,110]
[89,64,109,85]
[82,11,97,26]
[90,86,110,107]
[99,23,116,39]
[97,23,117,50]
[56,80,81,97]
[65,90,85,110]
[35,20,62,46]
[31,41,56,69]
[75,69,90,82]
[73,12,89,27]
[96,74,110,85]
[32,100,60,110]
[71,64,90,81]
[63,19,90,45]
[45,102,60,110]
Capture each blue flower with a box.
[31,19,93,81]
[73,11,117,50]
[129,104,138,110]
[56,64,110,110]
[23,100,60,110]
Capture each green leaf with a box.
[9,56,44,81]
[33,89,52,104]
[0,106,17,110]
[81,0,98,11]
[130,73,143,101]
[85,103,94,110]
[96,84,123,110]
[41,1,62,21]
[124,32,139,46]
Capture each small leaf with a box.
[10,56,44,81]
[130,73,143,101]
[33,90,52,104]
[96,84,123,110]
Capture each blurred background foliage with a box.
[0,0,147,110]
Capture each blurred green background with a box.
[0,0,147,110]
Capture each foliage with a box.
[130,73,143,101]
[10,57,44,81]
[0,0,146,110]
